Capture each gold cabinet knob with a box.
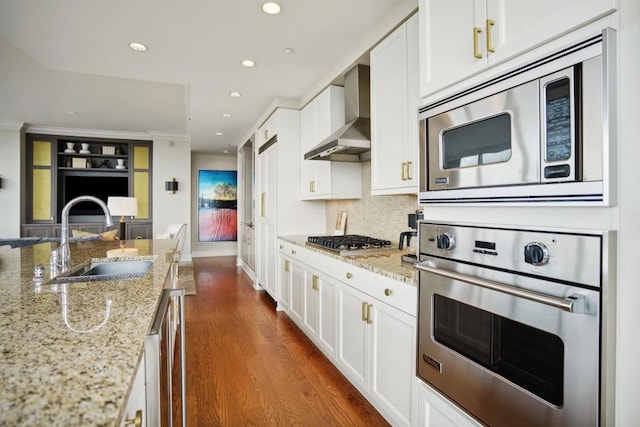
[346,272,352,279]
[124,410,143,427]
[291,249,296,255]
[384,288,392,296]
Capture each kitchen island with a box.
[0,238,178,426]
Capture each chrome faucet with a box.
[59,196,114,267]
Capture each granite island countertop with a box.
[278,235,417,286]
[0,238,178,426]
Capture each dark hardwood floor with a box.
[178,256,389,426]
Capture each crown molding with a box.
[0,120,24,131]
[24,125,152,141]
[148,131,190,143]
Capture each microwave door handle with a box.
[415,263,585,313]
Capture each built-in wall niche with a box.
[23,133,153,238]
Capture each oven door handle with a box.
[415,263,585,313]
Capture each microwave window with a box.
[545,78,572,162]
[433,294,564,406]
[441,113,512,169]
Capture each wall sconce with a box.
[165,177,179,194]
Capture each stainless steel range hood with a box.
[304,64,370,162]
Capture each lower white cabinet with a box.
[416,380,482,427]
[337,283,415,426]
[120,358,146,427]
[303,270,337,358]
[278,256,291,312]
[278,239,416,427]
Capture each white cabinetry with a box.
[255,109,325,305]
[337,280,415,426]
[301,86,361,200]
[256,141,277,300]
[371,13,419,195]
[120,358,145,427]
[416,380,482,427]
[280,242,337,358]
[277,240,416,427]
[419,0,617,98]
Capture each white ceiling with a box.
[0,0,416,153]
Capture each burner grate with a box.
[307,234,392,254]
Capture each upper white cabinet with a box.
[301,86,362,200]
[370,13,419,195]
[419,0,617,98]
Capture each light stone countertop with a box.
[0,238,178,426]
[279,235,417,286]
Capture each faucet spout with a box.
[60,196,114,267]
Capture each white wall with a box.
[152,133,192,261]
[191,152,238,257]
[613,1,640,424]
[0,123,23,238]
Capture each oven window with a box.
[433,295,564,406]
[441,113,512,169]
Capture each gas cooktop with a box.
[306,234,394,256]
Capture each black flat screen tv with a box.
[60,174,129,221]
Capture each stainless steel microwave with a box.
[418,28,616,205]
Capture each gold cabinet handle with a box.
[260,192,266,217]
[284,260,290,272]
[361,301,368,322]
[291,249,296,255]
[312,275,319,291]
[486,19,495,53]
[346,272,352,279]
[401,162,407,181]
[279,244,284,249]
[264,129,269,140]
[406,161,412,180]
[487,19,496,52]
[366,304,373,324]
[124,410,143,427]
[384,288,392,297]
[473,27,483,58]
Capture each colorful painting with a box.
[198,169,238,242]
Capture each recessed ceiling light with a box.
[229,92,241,98]
[261,2,281,15]
[283,47,295,54]
[128,42,148,52]
[216,132,224,136]
[67,111,79,115]
[221,113,232,118]
[223,149,229,154]
[241,59,256,68]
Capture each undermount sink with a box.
[47,260,153,284]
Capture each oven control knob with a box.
[524,242,549,266]
[436,233,455,251]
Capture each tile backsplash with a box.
[326,161,421,247]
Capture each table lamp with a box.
[106,196,139,257]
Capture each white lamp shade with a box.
[107,197,138,217]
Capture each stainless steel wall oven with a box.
[416,222,615,426]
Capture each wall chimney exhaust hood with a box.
[304,64,370,162]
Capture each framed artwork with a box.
[197,169,238,242]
